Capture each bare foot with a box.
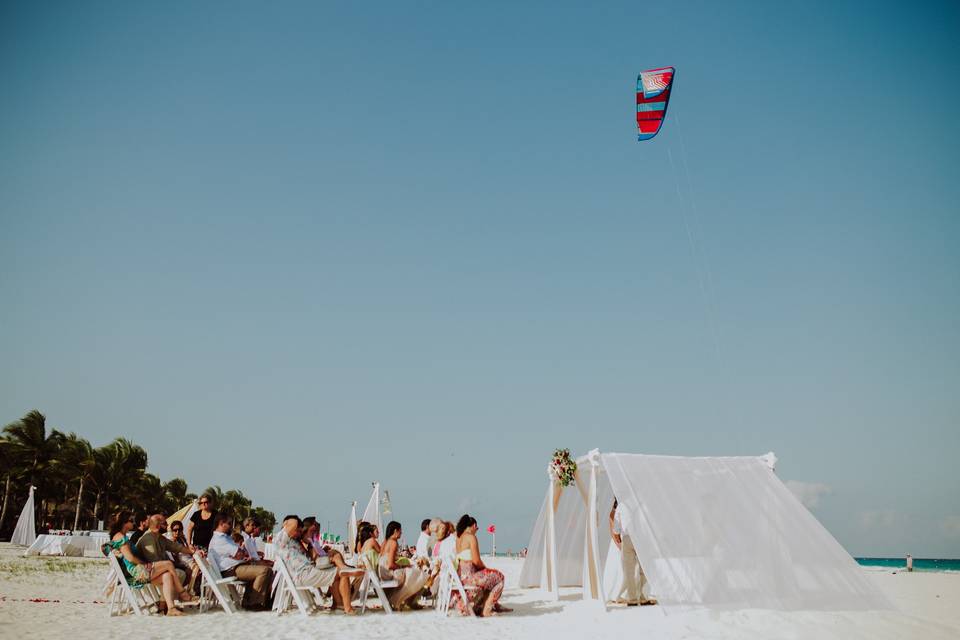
[166,607,185,616]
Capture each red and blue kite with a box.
[637,67,675,141]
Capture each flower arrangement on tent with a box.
[550,448,577,487]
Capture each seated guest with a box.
[354,521,370,555]
[357,522,381,556]
[379,521,428,610]
[208,514,273,610]
[414,519,432,559]
[107,511,196,616]
[135,514,197,586]
[166,519,201,592]
[433,520,457,558]
[128,513,149,545]
[241,516,271,565]
[274,515,363,615]
[300,516,325,558]
[451,515,511,617]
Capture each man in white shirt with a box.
[414,518,433,559]
[609,498,654,606]
[208,514,273,609]
[240,516,271,565]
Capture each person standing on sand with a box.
[186,494,217,549]
[610,498,656,606]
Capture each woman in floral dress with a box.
[450,515,512,617]
[107,510,195,615]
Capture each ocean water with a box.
[855,557,960,573]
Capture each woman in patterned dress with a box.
[107,510,196,615]
[451,514,512,617]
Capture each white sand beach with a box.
[0,544,956,640]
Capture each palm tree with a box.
[55,433,96,530]
[162,478,193,514]
[222,489,252,521]
[97,438,148,521]
[0,436,15,532]
[2,410,65,525]
[132,472,163,514]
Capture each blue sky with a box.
[1,1,958,555]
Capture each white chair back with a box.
[435,554,476,617]
[105,552,158,616]
[193,551,240,615]
[271,555,318,617]
[358,552,398,615]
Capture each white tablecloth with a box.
[24,533,111,557]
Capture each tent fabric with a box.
[167,500,197,526]
[520,452,892,612]
[361,483,383,542]
[519,466,616,589]
[347,501,358,554]
[11,485,37,547]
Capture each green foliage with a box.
[0,410,275,535]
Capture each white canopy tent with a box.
[519,450,891,612]
[347,500,358,555]
[11,485,37,547]
[361,482,384,542]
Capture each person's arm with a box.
[469,534,486,570]
[117,539,143,565]
[163,535,194,556]
[609,508,622,549]
[210,534,245,561]
[185,516,195,546]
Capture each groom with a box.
[609,498,656,606]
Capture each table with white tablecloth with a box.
[24,533,110,557]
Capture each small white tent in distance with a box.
[519,450,891,612]
[11,485,37,547]
[361,482,384,542]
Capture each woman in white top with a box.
[379,521,427,610]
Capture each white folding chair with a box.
[271,556,323,617]
[435,555,477,617]
[357,553,398,615]
[194,551,243,614]
[105,553,159,616]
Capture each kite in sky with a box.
[637,67,675,141]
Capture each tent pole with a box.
[581,454,602,603]
[587,456,606,610]
[544,478,560,600]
